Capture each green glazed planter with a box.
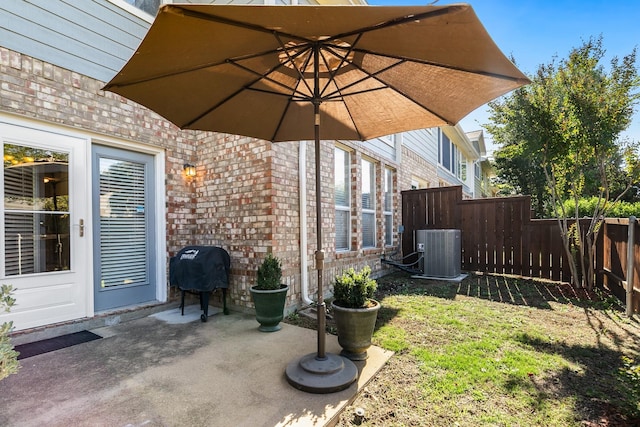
[250,284,289,332]
[331,299,381,360]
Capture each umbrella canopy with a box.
[104,3,528,142]
[104,3,529,394]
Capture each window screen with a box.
[362,159,376,248]
[335,147,350,251]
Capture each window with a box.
[361,158,376,248]
[459,155,467,181]
[3,143,70,276]
[439,131,467,181]
[384,168,394,247]
[123,0,161,16]
[411,177,429,190]
[377,134,395,148]
[98,156,148,287]
[439,133,451,171]
[335,147,350,251]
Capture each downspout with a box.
[299,140,313,305]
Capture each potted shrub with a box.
[250,253,289,332]
[331,266,381,360]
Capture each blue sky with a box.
[367,0,640,152]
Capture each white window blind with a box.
[4,213,36,275]
[335,147,350,251]
[99,158,147,288]
[362,158,376,248]
[384,168,394,247]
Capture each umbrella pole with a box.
[314,101,326,360]
[284,45,358,393]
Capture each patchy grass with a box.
[284,272,640,426]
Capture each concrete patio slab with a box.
[0,307,393,427]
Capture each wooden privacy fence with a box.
[401,186,639,313]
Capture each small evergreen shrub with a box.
[255,253,282,290]
[0,284,19,381]
[333,266,377,308]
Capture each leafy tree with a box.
[487,37,640,289]
[493,138,550,216]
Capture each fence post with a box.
[626,216,636,317]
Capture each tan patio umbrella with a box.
[103,3,529,393]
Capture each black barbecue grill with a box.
[169,246,230,322]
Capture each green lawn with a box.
[319,272,640,426]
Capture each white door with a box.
[0,122,90,331]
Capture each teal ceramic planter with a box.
[250,285,289,332]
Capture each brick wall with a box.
[398,145,439,191]
[193,132,279,309]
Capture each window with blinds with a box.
[361,158,376,248]
[3,143,70,276]
[335,147,351,251]
[98,157,147,288]
[384,167,394,247]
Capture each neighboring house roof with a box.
[465,129,486,157]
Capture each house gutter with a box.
[299,141,313,306]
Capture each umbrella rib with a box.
[342,58,454,125]
[273,32,315,99]
[243,86,308,102]
[169,5,471,67]
[225,56,312,101]
[323,86,388,102]
[171,4,464,48]
[180,77,307,129]
[269,94,296,143]
[104,47,291,89]
[318,54,401,101]
[174,5,312,44]
[350,47,528,84]
[316,33,363,99]
[182,45,316,128]
[324,5,465,45]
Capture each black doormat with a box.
[15,330,102,360]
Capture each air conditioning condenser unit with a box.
[415,229,462,279]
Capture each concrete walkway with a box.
[0,306,392,427]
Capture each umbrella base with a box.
[285,352,358,394]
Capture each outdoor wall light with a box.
[184,163,196,178]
